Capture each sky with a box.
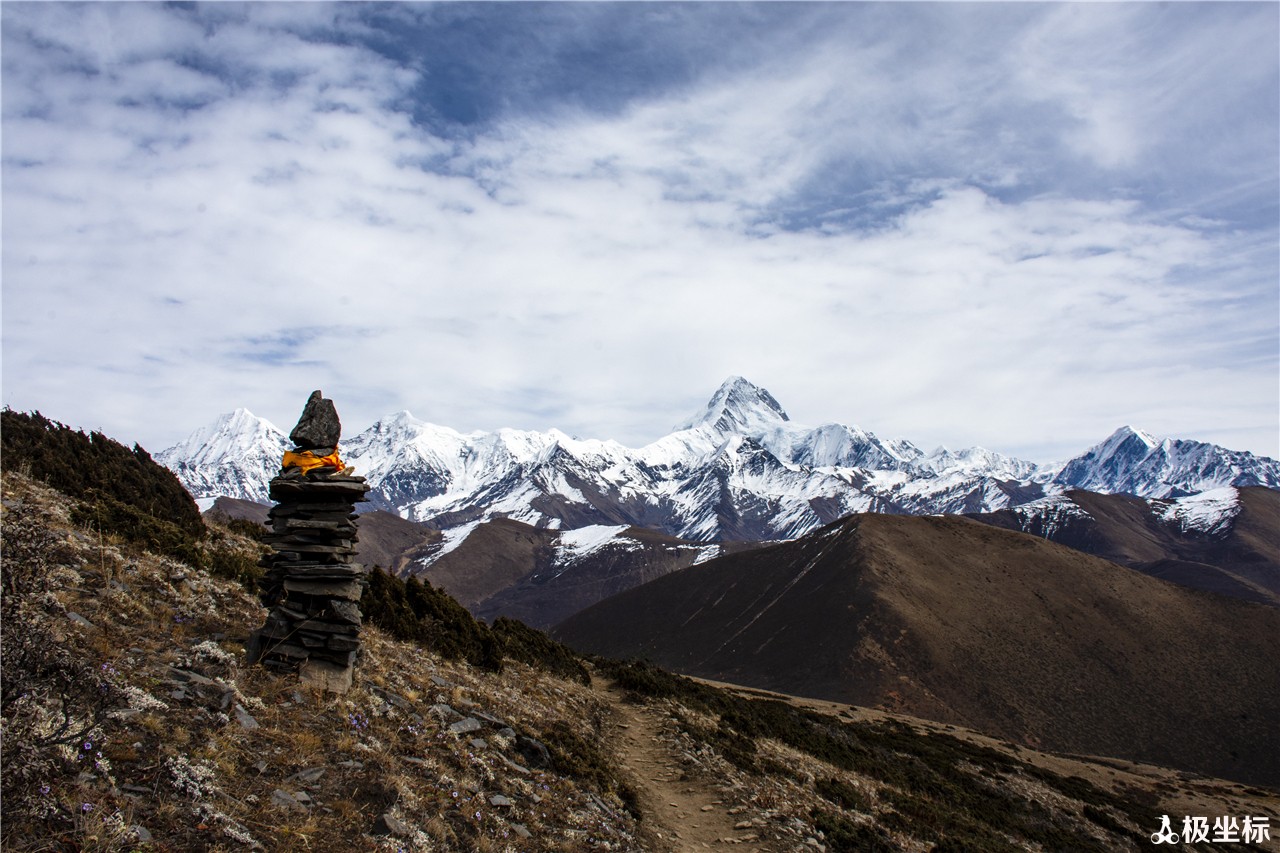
[3,1,1277,463]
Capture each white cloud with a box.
[2,3,1275,463]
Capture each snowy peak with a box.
[159,382,1279,544]
[157,409,287,467]
[1099,425,1161,459]
[674,376,790,435]
[1054,426,1280,498]
[155,409,290,504]
[919,445,1037,480]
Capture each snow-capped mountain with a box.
[159,377,1280,543]
[155,408,290,505]
[1052,426,1280,498]
[969,485,1280,607]
[1152,487,1243,537]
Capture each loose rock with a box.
[372,812,412,837]
[289,391,342,450]
[449,717,482,735]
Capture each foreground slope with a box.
[7,463,1280,852]
[556,512,1280,788]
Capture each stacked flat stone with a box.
[247,392,369,693]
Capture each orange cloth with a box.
[282,449,344,473]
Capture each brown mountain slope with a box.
[350,509,442,573]
[554,513,1280,788]
[420,518,560,610]
[419,519,736,629]
[972,487,1280,606]
[204,495,271,525]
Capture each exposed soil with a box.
[593,678,775,851]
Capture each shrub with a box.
[3,409,207,565]
[812,809,899,853]
[815,776,872,813]
[70,492,202,565]
[491,617,590,685]
[203,536,265,591]
[361,569,501,670]
[1,409,202,536]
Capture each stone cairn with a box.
[246,391,370,693]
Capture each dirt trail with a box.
[593,678,771,852]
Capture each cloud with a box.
[2,3,1276,463]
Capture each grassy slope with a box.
[5,470,1279,852]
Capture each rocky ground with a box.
[3,468,1278,852]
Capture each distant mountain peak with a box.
[166,408,284,454]
[154,409,289,504]
[1109,425,1160,448]
[161,383,1280,541]
[675,376,790,434]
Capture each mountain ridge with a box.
[157,378,1280,544]
[554,511,1280,788]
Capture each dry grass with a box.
[6,468,1278,853]
[1,471,641,852]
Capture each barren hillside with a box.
[556,513,1280,789]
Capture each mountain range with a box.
[158,376,1280,546]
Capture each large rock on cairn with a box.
[247,391,370,694]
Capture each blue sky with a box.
[3,2,1277,462]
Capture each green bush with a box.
[2,409,203,537]
[361,569,501,671]
[812,809,899,852]
[203,539,265,591]
[70,493,202,565]
[361,569,595,681]
[3,409,207,565]
[491,617,590,685]
[815,776,872,813]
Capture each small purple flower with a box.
[81,803,94,813]
[39,784,50,796]
[83,741,93,751]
